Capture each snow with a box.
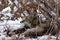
[0,35,6,40]
[5,37,11,40]
[18,35,56,40]
[21,13,25,17]
[2,6,11,14]
[13,6,18,12]
[40,14,46,21]
[8,0,13,5]
[39,3,45,8]
[18,17,23,22]
[51,11,56,16]
[0,15,25,31]
[23,11,29,16]
[0,21,6,26]
[14,0,18,7]
[37,35,56,40]
[0,19,25,31]
[6,13,13,17]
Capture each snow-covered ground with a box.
[0,12,58,40]
[0,34,57,40]
[0,0,60,40]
